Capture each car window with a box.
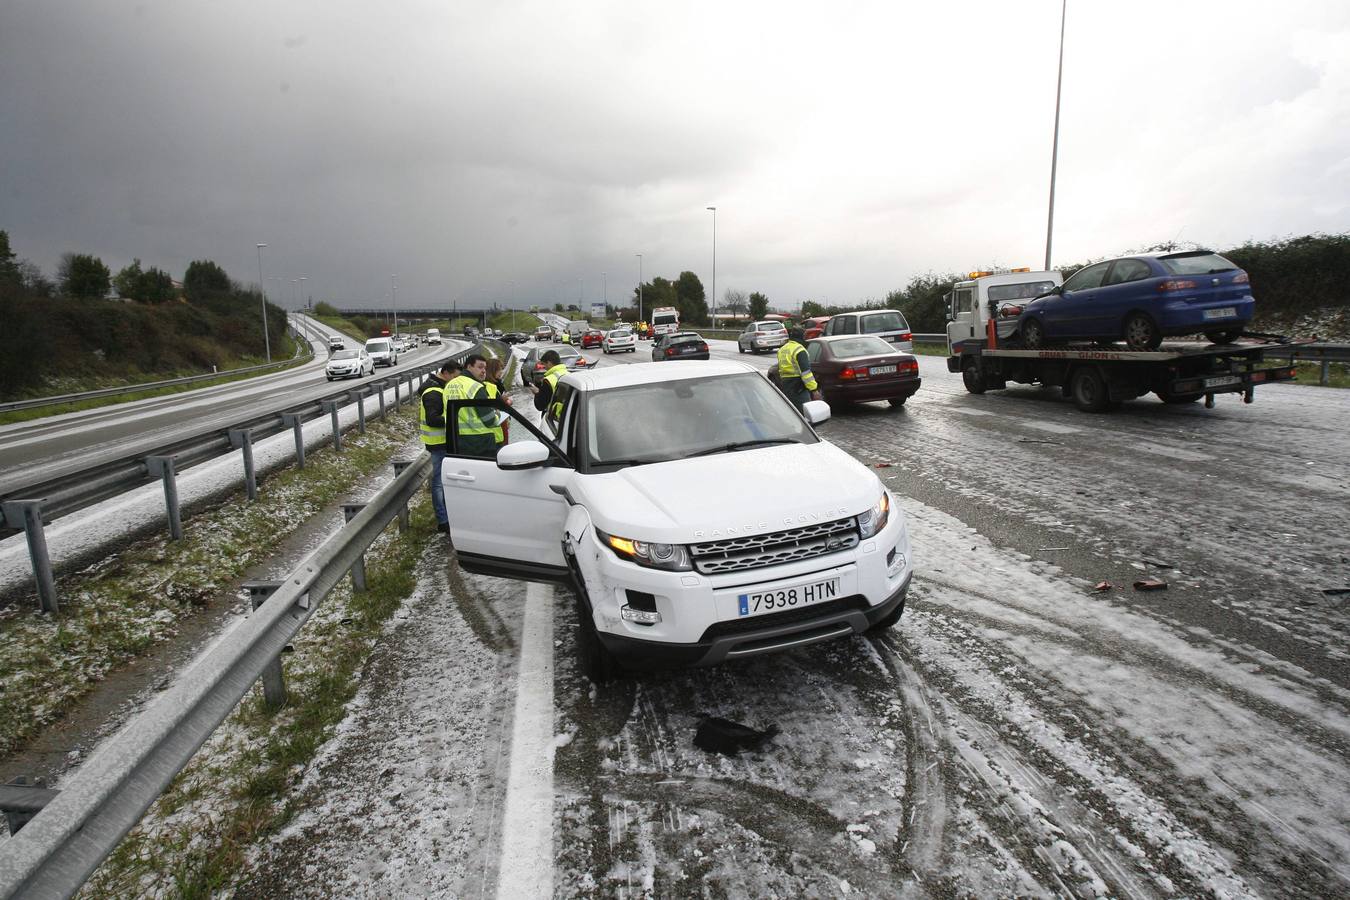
[831,336,894,357]
[1159,252,1239,275]
[558,347,581,360]
[762,322,785,331]
[743,323,755,333]
[861,311,907,334]
[953,289,974,314]
[1103,259,1151,286]
[366,340,390,351]
[832,316,858,335]
[1063,262,1110,291]
[331,349,359,359]
[806,342,823,362]
[547,383,575,435]
[582,373,815,470]
[986,281,1057,302]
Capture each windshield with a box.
[366,340,389,351]
[583,373,815,470]
[652,312,677,324]
[1160,252,1238,275]
[609,329,632,337]
[331,349,359,360]
[988,281,1058,302]
[758,322,785,331]
[860,311,909,334]
[830,336,894,358]
[669,334,703,345]
[558,347,581,360]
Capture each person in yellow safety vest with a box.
[561,329,572,344]
[529,349,570,424]
[776,327,823,412]
[419,358,460,532]
[482,356,512,447]
[447,354,499,458]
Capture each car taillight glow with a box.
[1158,279,1198,292]
[840,367,857,380]
[1234,272,1249,284]
[534,363,546,370]
[897,331,912,341]
[666,348,676,356]
[900,360,918,373]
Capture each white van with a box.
[365,337,398,367]
[426,328,441,345]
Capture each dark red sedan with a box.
[580,329,604,348]
[802,315,831,340]
[806,335,921,408]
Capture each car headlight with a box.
[856,491,890,539]
[599,530,693,571]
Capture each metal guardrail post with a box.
[281,413,306,469]
[322,400,343,452]
[1320,359,1330,386]
[228,429,258,501]
[392,461,412,533]
[144,457,183,541]
[243,582,288,708]
[376,381,388,420]
[0,501,58,614]
[2,778,57,837]
[342,504,368,591]
[392,375,401,407]
[348,389,368,433]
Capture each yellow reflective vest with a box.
[776,340,818,391]
[418,380,448,447]
[445,375,494,437]
[542,363,570,420]
[483,381,505,443]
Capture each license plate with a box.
[738,577,840,617]
[1203,307,1237,320]
[869,365,897,375]
[1204,375,1241,388]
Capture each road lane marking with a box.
[1023,421,1080,435]
[1132,442,1210,462]
[494,581,555,899]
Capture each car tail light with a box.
[897,331,912,341]
[840,367,857,380]
[1234,272,1249,284]
[666,348,676,356]
[900,359,918,374]
[1157,279,1198,292]
[697,343,707,352]
[534,362,546,371]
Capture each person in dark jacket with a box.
[419,359,460,532]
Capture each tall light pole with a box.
[602,271,607,310]
[707,206,717,325]
[391,274,398,336]
[1045,0,1067,271]
[299,275,308,312]
[255,243,271,362]
[636,254,643,324]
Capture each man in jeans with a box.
[419,358,459,532]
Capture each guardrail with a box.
[1,343,479,613]
[0,321,319,415]
[1255,341,1350,385]
[0,453,431,898]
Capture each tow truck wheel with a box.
[1204,329,1242,344]
[1123,313,1162,351]
[1021,318,1045,350]
[1070,367,1112,412]
[961,361,987,394]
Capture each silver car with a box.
[737,320,788,354]
[821,309,914,353]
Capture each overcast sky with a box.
[3,0,1348,312]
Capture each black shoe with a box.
[437,522,449,532]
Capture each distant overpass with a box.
[332,307,500,319]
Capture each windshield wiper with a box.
[688,438,800,458]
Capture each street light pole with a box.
[391,274,398,337]
[636,254,643,324]
[707,206,717,326]
[255,243,271,362]
[1045,0,1067,271]
[299,275,307,312]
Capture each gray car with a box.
[737,320,788,353]
[520,345,594,387]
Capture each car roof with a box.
[832,308,902,318]
[562,359,756,391]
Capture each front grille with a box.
[690,516,859,575]
[701,595,868,640]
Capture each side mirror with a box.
[497,440,550,470]
[803,399,831,425]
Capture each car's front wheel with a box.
[1123,313,1162,351]
[1204,328,1242,344]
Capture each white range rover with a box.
[441,360,912,680]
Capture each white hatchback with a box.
[440,360,912,681]
[602,328,637,353]
[737,320,789,353]
[326,348,373,380]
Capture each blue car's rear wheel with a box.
[1204,328,1242,344]
[1021,317,1045,349]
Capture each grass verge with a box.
[78,493,438,898]
[0,336,310,426]
[0,411,418,758]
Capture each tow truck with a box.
[944,269,1299,412]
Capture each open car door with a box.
[443,396,573,584]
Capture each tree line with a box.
[0,230,289,398]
